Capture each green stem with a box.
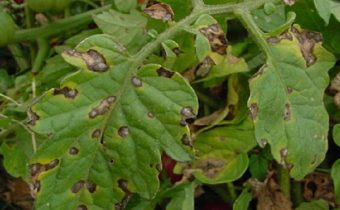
[32,38,50,73]
[10,5,111,44]
[227,182,237,202]
[7,44,30,71]
[277,166,291,199]
[291,181,303,207]
[234,7,271,57]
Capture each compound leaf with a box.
[29,33,198,209]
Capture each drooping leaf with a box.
[93,10,150,53]
[248,25,335,179]
[191,119,256,184]
[296,199,329,210]
[233,188,252,210]
[331,159,340,203]
[29,33,198,209]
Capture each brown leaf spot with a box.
[199,24,228,55]
[195,56,215,77]
[156,67,174,78]
[32,180,41,192]
[249,103,258,120]
[266,31,293,44]
[179,119,187,126]
[53,87,78,99]
[81,49,108,72]
[85,181,96,193]
[287,87,293,94]
[29,163,43,177]
[71,180,85,193]
[131,76,142,87]
[180,106,196,124]
[27,108,40,126]
[115,194,132,210]
[291,27,322,67]
[249,175,292,210]
[303,172,336,206]
[45,159,59,170]
[259,138,268,148]
[181,134,191,146]
[77,204,88,210]
[283,103,291,121]
[251,64,267,80]
[144,3,174,22]
[118,179,129,193]
[69,147,79,155]
[91,129,101,138]
[197,158,225,178]
[118,126,129,137]
[66,49,108,72]
[147,112,154,118]
[88,96,116,119]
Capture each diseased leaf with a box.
[191,119,256,184]
[195,33,211,62]
[29,33,198,209]
[296,199,329,210]
[331,159,340,203]
[93,10,150,53]
[248,26,335,179]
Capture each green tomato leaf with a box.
[331,159,340,203]
[333,124,340,147]
[114,0,138,13]
[192,119,256,184]
[296,199,329,210]
[29,33,198,209]
[313,0,340,24]
[165,182,195,210]
[233,188,252,210]
[249,26,335,180]
[93,10,150,54]
[195,33,211,62]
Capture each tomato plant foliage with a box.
[1,0,340,209]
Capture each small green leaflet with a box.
[296,199,329,210]
[331,159,340,203]
[333,124,340,147]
